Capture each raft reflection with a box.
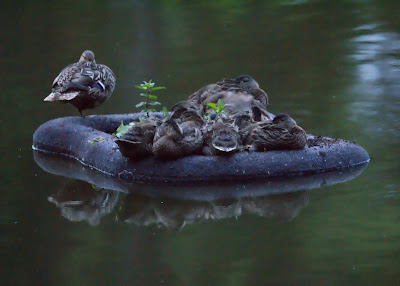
[35,151,368,227]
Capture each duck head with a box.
[180,110,204,126]
[234,113,252,130]
[234,75,260,89]
[222,75,259,90]
[170,101,199,119]
[162,119,185,140]
[79,50,96,63]
[211,122,239,153]
[272,113,297,129]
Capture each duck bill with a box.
[212,144,238,152]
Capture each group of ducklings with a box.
[116,74,307,161]
[44,50,307,161]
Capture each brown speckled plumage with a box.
[115,121,157,160]
[44,50,116,117]
[189,75,268,111]
[246,114,307,151]
[203,122,240,155]
[153,111,204,160]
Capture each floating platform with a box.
[32,113,370,184]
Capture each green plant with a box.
[135,80,165,117]
[162,106,169,118]
[206,99,225,114]
[112,80,169,139]
[112,121,135,138]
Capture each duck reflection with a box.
[117,191,308,230]
[36,151,367,227]
[48,180,118,226]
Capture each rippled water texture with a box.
[2,1,400,285]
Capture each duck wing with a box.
[51,63,80,89]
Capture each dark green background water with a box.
[2,0,400,285]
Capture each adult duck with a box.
[188,75,267,109]
[44,50,116,117]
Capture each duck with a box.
[44,50,116,117]
[244,113,307,151]
[202,121,240,156]
[178,110,204,155]
[115,120,158,160]
[202,90,270,121]
[169,100,199,120]
[152,119,185,160]
[188,75,266,108]
[152,111,204,160]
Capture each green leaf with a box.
[149,109,156,112]
[162,106,168,118]
[149,101,161,106]
[135,85,146,90]
[206,102,217,111]
[115,121,133,138]
[217,99,225,110]
[140,93,149,97]
[148,95,158,100]
[151,86,166,91]
[135,102,146,108]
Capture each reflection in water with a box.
[118,191,308,230]
[349,28,400,141]
[47,179,309,228]
[38,151,367,227]
[48,180,119,226]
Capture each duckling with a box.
[179,110,204,155]
[153,111,204,160]
[44,50,116,117]
[232,113,252,130]
[115,120,158,160]
[203,122,240,156]
[169,101,199,120]
[246,114,307,151]
[180,109,204,128]
[152,119,185,160]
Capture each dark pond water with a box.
[2,0,400,285]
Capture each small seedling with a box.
[135,80,166,117]
[162,106,169,118]
[112,121,135,138]
[206,99,225,114]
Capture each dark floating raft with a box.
[32,113,370,184]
